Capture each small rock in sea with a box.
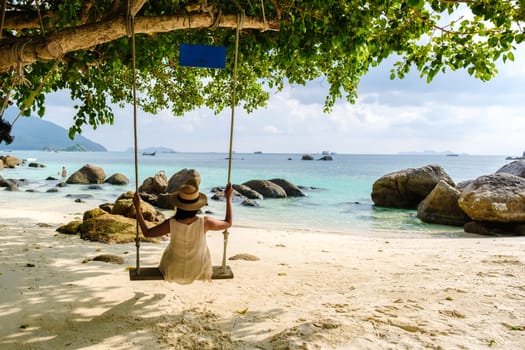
[46,188,58,193]
[26,263,35,267]
[74,198,84,203]
[241,199,259,207]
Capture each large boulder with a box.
[139,171,168,194]
[105,173,129,185]
[371,164,454,209]
[66,164,106,184]
[112,197,163,222]
[301,154,314,160]
[79,213,154,244]
[242,179,287,198]
[417,180,470,226]
[167,168,201,193]
[0,155,21,168]
[232,184,263,199]
[458,173,525,222]
[269,178,305,197]
[496,160,525,178]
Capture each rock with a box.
[99,203,113,213]
[301,154,314,160]
[241,199,260,207]
[83,207,107,220]
[46,188,58,193]
[66,193,94,199]
[167,168,201,193]
[458,173,525,222]
[28,162,45,168]
[371,164,455,209]
[0,176,18,191]
[156,193,174,209]
[269,178,305,197]
[66,164,106,184]
[456,180,472,192]
[56,221,82,235]
[242,179,287,198]
[87,185,103,190]
[229,253,260,261]
[0,155,21,168]
[112,197,162,222]
[496,160,525,178]
[318,155,333,161]
[105,173,129,185]
[464,221,525,236]
[92,254,125,264]
[139,171,167,194]
[417,180,470,226]
[79,213,146,243]
[232,184,263,199]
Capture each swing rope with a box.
[129,8,242,279]
[128,4,142,274]
[220,11,243,272]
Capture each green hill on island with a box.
[3,109,106,151]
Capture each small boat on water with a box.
[142,151,156,156]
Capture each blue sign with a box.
[179,44,226,69]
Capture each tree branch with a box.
[0,13,280,72]
[129,0,147,17]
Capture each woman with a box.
[133,183,233,284]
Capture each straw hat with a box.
[171,184,207,211]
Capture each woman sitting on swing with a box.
[133,181,233,284]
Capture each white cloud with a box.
[39,48,525,155]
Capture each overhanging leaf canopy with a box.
[0,0,523,139]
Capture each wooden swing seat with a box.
[129,265,234,281]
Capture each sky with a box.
[41,49,525,156]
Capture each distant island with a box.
[2,109,106,151]
[505,150,525,160]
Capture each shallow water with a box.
[1,150,508,238]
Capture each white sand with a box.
[1,205,525,349]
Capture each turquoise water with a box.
[1,151,508,237]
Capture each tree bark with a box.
[0,13,279,72]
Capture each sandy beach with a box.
[1,203,525,350]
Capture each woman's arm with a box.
[204,183,233,232]
[133,192,170,237]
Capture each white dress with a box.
[158,217,212,284]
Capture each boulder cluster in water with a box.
[1,159,308,243]
[137,168,306,209]
[370,161,525,235]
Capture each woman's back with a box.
[159,216,212,284]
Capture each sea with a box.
[0,151,510,238]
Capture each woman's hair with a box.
[174,208,198,220]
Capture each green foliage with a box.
[0,0,524,138]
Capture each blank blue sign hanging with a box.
[179,43,226,69]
